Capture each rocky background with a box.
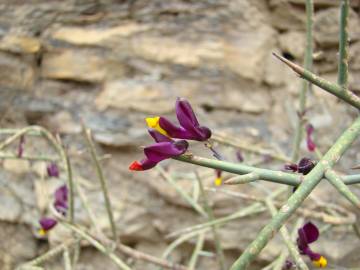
[1,0,360,269]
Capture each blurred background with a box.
[1,0,360,269]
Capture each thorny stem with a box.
[291,0,313,162]
[157,166,207,217]
[61,222,132,270]
[18,239,79,268]
[265,199,308,270]
[229,116,360,269]
[273,53,360,110]
[82,126,117,243]
[195,172,226,270]
[174,155,360,186]
[315,149,360,209]
[338,0,349,88]
[188,232,205,270]
[272,218,304,270]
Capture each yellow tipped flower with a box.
[312,256,327,268]
[145,117,169,137]
[214,177,222,186]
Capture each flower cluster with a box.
[38,185,68,235]
[130,98,211,171]
[297,222,327,268]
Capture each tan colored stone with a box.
[0,35,41,54]
[224,26,276,82]
[96,79,173,113]
[3,159,30,174]
[41,49,125,82]
[131,34,223,66]
[278,31,305,59]
[314,7,360,47]
[51,22,149,46]
[0,52,34,90]
[270,2,305,30]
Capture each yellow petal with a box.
[38,228,47,236]
[215,177,222,186]
[312,256,327,268]
[145,117,169,136]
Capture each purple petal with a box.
[297,158,315,175]
[54,200,68,215]
[302,222,319,243]
[144,140,188,163]
[139,157,158,170]
[303,246,321,261]
[148,128,172,143]
[17,135,25,158]
[175,97,199,128]
[54,185,68,204]
[297,227,309,252]
[47,163,60,177]
[39,217,57,230]
[159,117,193,139]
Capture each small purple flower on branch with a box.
[146,98,211,141]
[284,158,315,175]
[306,124,316,152]
[54,185,68,215]
[129,130,189,171]
[17,135,25,158]
[282,260,295,270]
[39,217,57,236]
[297,222,327,268]
[214,169,222,186]
[47,162,59,178]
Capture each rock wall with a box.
[1,0,360,269]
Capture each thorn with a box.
[272,52,305,76]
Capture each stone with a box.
[0,222,38,269]
[270,2,305,30]
[131,33,223,67]
[224,26,276,82]
[278,31,305,59]
[41,49,126,83]
[314,7,360,47]
[3,159,30,174]
[0,52,34,90]
[50,22,149,46]
[0,35,41,54]
[96,78,190,113]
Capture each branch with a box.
[273,53,360,110]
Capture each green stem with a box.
[229,116,360,269]
[188,232,205,270]
[174,155,360,186]
[224,172,259,185]
[325,169,360,209]
[82,127,117,243]
[273,53,360,110]
[61,222,132,270]
[156,166,207,217]
[338,0,349,88]
[195,172,226,270]
[265,199,308,270]
[291,0,313,162]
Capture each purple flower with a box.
[146,98,211,141]
[39,217,57,235]
[297,222,327,267]
[282,260,294,270]
[17,135,25,158]
[297,158,315,175]
[54,185,68,215]
[306,124,316,152]
[129,129,189,171]
[47,162,59,178]
[284,158,315,175]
